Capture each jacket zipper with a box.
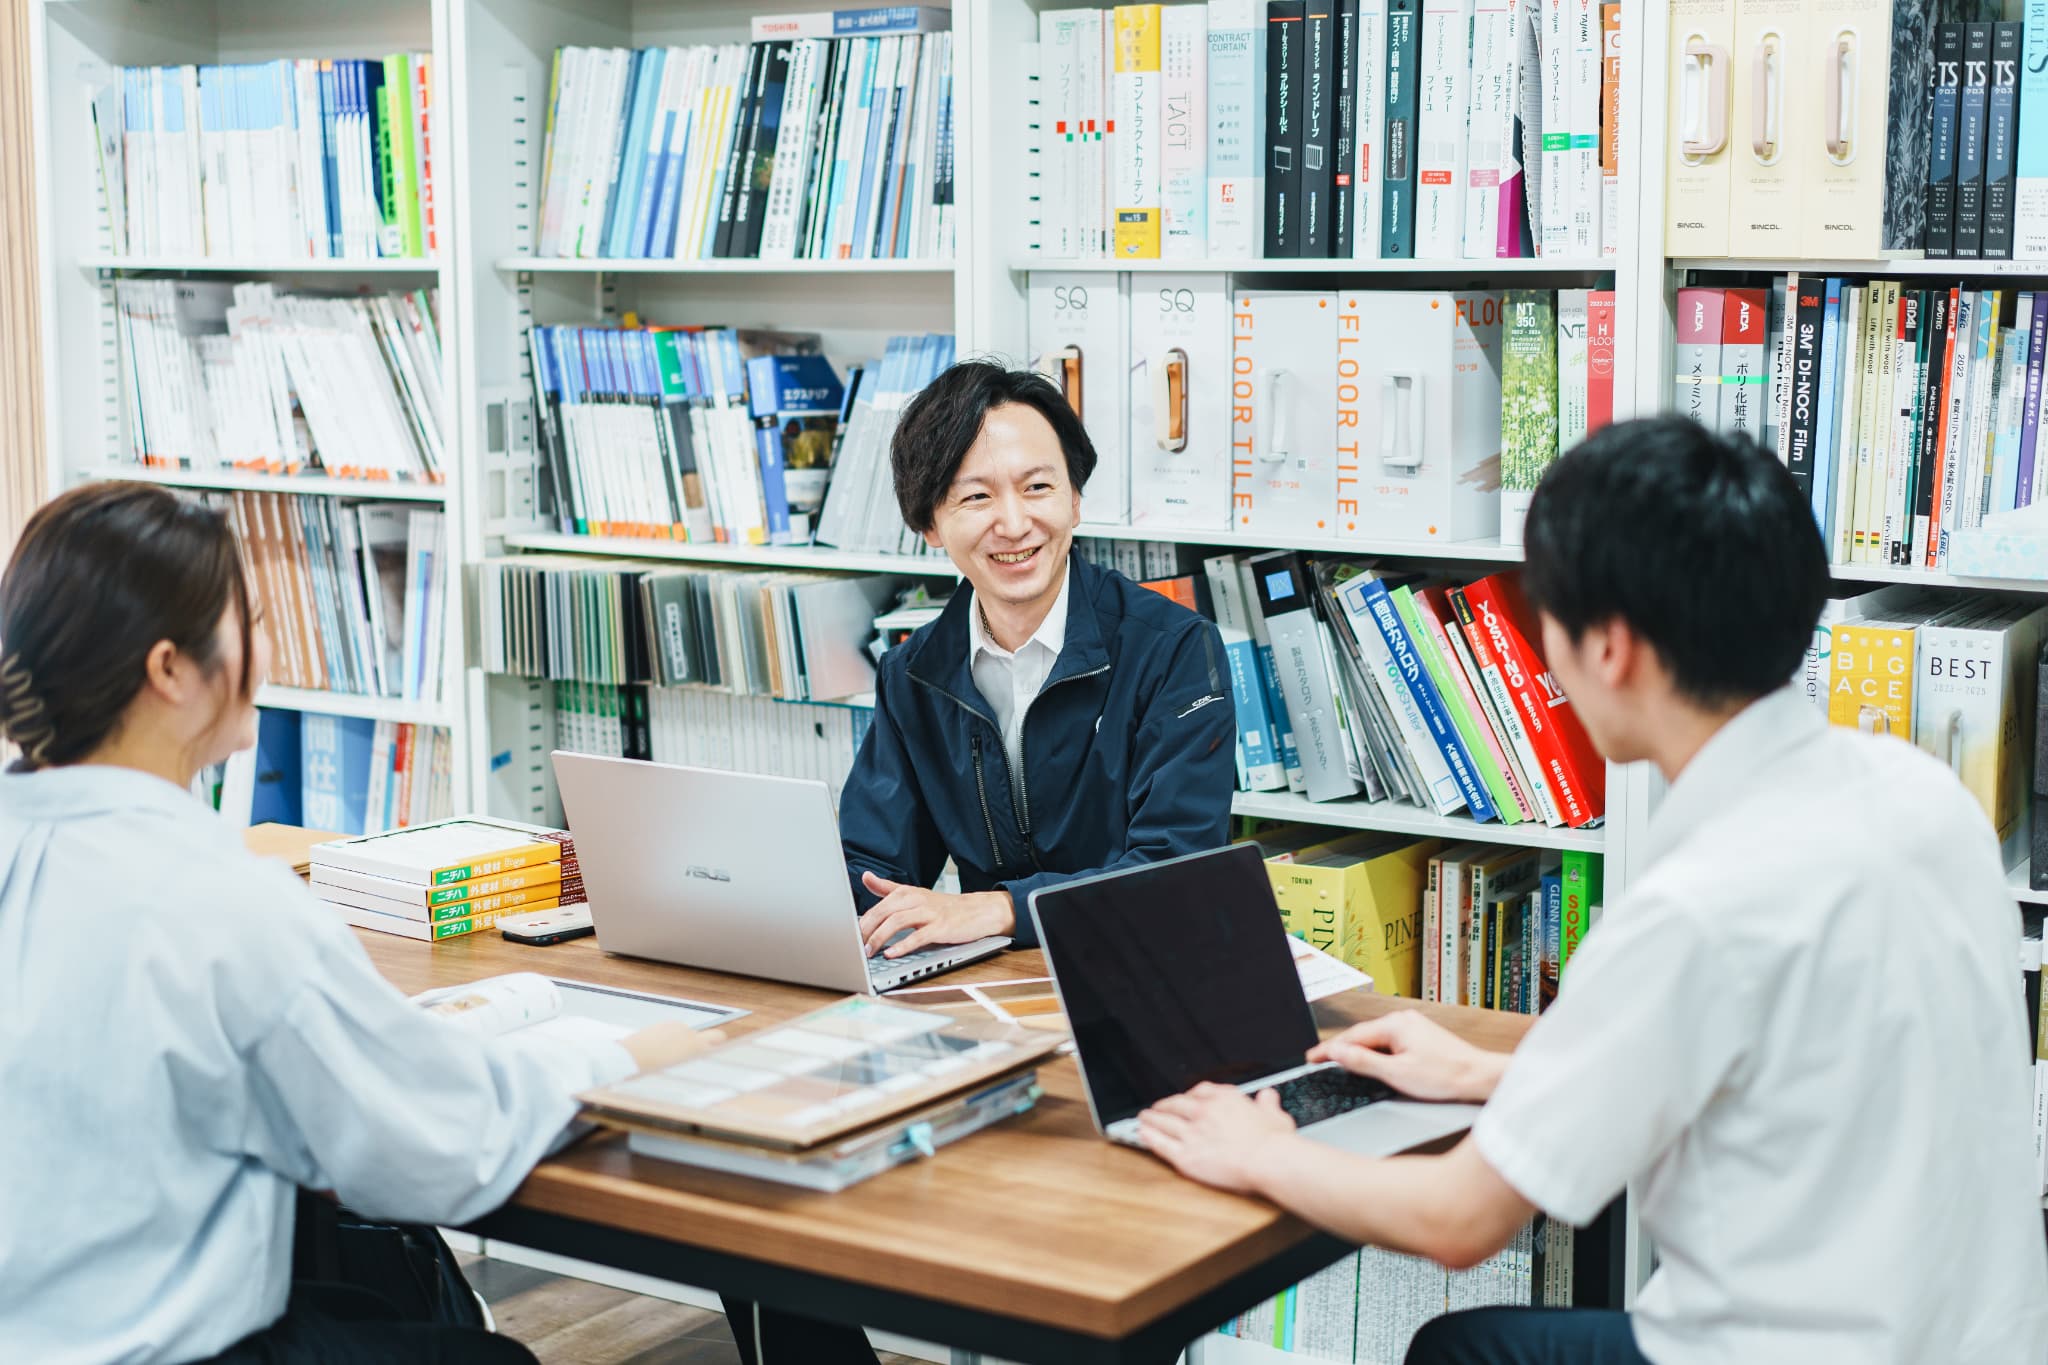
[1010,663,1110,868]
[916,663,1112,875]
[968,733,1006,873]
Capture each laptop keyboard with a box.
[1270,1068,1393,1128]
[868,941,947,983]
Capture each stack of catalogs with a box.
[309,817,570,941]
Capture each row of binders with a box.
[1033,0,1621,262]
[116,281,445,481]
[1190,553,1606,828]
[1413,841,1600,1012]
[1665,1,2048,261]
[1031,276,1613,541]
[89,56,438,261]
[205,492,448,702]
[1247,820,1598,1008]
[1809,586,2043,871]
[535,7,954,261]
[477,555,913,705]
[265,712,454,838]
[550,684,874,806]
[527,323,952,553]
[1223,1224,1573,1361]
[1684,275,2048,572]
[205,710,452,836]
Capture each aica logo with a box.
[684,865,732,883]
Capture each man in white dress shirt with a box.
[1137,417,2048,1364]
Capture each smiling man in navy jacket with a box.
[840,359,1237,961]
[724,364,1238,1363]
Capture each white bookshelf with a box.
[1230,792,1605,855]
[1636,0,2048,1280]
[1672,257,2048,280]
[497,255,954,276]
[500,531,960,578]
[108,466,450,503]
[80,254,441,275]
[31,0,1644,863]
[2011,860,2048,909]
[1077,522,1527,564]
[31,0,470,829]
[257,686,452,728]
[1825,563,2048,595]
[1018,256,1618,276]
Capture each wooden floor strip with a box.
[460,1251,925,1364]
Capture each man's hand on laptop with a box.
[1308,1011,1508,1104]
[859,872,1015,958]
[1137,1084,1297,1194]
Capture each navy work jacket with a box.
[839,553,1236,946]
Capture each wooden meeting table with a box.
[358,930,1532,1365]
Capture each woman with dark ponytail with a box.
[0,484,714,1363]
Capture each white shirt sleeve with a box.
[229,904,637,1227]
[1471,893,1758,1227]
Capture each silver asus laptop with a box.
[552,752,1010,993]
[1031,843,1479,1155]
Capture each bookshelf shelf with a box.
[102,467,449,503]
[2009,861,2048,908]
[1671,257,2048,280]
[257,687,450,728]
[1825,563,2048,595]
[1231,791,1606,853]
[495,255,954,276]
[1017,256,1616,276]
[81,255,441,275]
[1077,522,1525,564]
[500,532,963,579]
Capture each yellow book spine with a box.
[1346,841,1438,1000]
[430,889,561,924]
[431,842,561,886]
[1113,5,1163,259]
[1268,863,1347,960]
[1828,623,1917,739]
[426,862,567,908]
[430,910,505,941]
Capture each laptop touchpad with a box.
[1304,1100,1482,1157]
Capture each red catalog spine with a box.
[1460,572,1606,827]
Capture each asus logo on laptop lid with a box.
[684,865,732,883]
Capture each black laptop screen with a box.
[1031,843,1320,1128]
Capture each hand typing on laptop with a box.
[1306,1012,1509,1105]
[858,872,1016,959]
[1137,1085,1297,1195]
[1137,1012,1497,1191]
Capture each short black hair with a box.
[889,361,1097,532]
[1522,416,1829,709]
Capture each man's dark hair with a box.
[1522,415,1829,709]
[889,361,1097,532]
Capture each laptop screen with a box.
[1031,843,1319,1129]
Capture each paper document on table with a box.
[413,973,745,1043]
[1290,937,1375,1001]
